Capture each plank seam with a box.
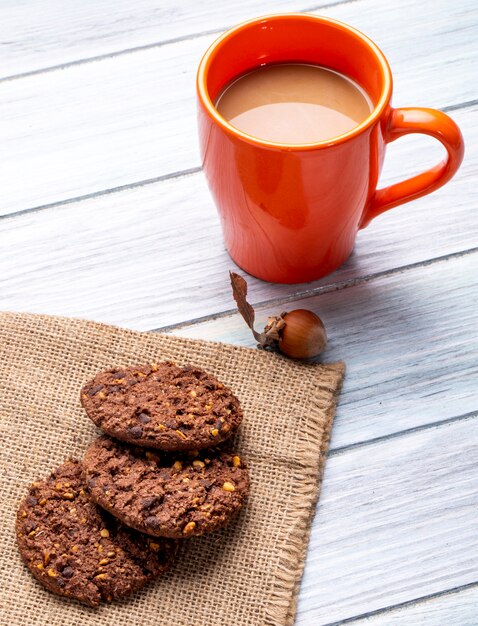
[155,246,478,334]
[328,410,478,457]
[0,167,201,221]
[441,98,478,112]
[0,0,353,84]
[318,580,478,626]
[1,101,475,222]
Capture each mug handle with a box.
[359,107,464,228]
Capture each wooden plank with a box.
[3,0,475,80]
[1,0,475,215]
[0,0,333,78]
[295,415,478,624]
[0,105,475,332]
[171,252,478,450]
[339,585,478,626]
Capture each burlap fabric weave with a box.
[0,312,344,626]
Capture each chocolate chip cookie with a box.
[83,436,250,539]
[81,362,242,451]
[16,460,177,606]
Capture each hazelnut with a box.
[222,482,236,492]
[173,461,183,471]
[232,456,241,468]
[100,528,110,538]
[192,460,205,469]
[275,309,327,359]
[230,272,327,359]
[211,429,219,437]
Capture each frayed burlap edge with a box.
[265,365,344,626]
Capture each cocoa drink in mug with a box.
[196,14,464,283]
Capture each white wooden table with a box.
[1,1,477,624]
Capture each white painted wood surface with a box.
[0,104,475,330]
[171,252,478,451]
[1,0,476,215]
[0,0,332,78]
[344,585,478,626]
[296,415,478,624]
[1,1,477,624]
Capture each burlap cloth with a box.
[0,312,344,626]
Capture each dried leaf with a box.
[229,272,262,342]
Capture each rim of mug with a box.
[197,13,393,150]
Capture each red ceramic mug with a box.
[197,14,464,283]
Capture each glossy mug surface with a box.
[196,14,464,284]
